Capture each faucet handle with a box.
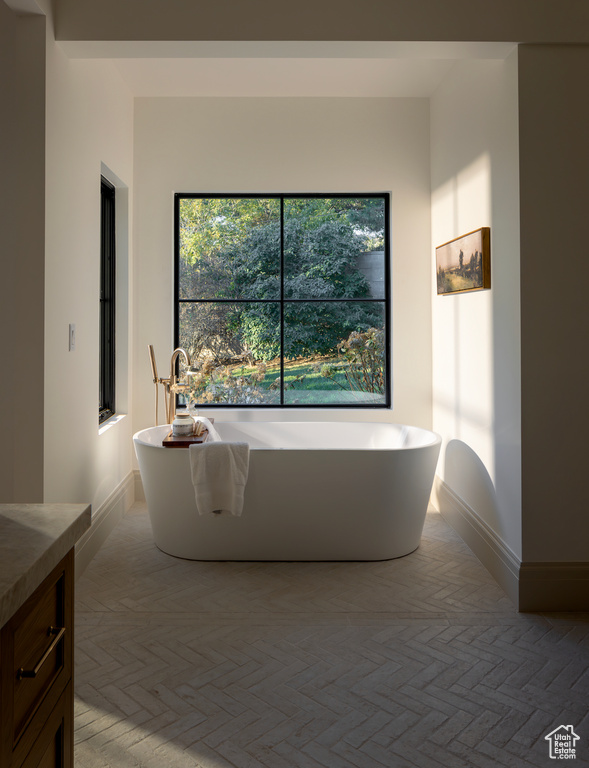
[170,382,190,394]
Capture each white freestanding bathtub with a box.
[133,422,441,561]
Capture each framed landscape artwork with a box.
[436,227,491,295]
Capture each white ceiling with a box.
[59,41,516,98]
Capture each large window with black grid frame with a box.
[174,193,390,408]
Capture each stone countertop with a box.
[0,503,91,627]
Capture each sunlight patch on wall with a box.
[431,152,495,481]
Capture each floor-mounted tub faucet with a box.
[148,345,192,426]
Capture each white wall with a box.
[431,55,522,558]
[43,4,135,515]
[132,97,433,435]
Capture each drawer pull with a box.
[17,626,66,680]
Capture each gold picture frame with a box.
[436,227,491,295]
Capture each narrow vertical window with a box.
[99,176,116,423]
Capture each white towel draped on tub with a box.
[189,441,250,516]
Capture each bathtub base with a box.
[153,542,421,562]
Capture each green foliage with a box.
[282,297,382,361]
[284,218,369,298]
[179,198,279,267]
[320,328,386,395]
[178,195,386,365]
[285,197,385,247]
[184,360,279,406]
[240,305,280,359]
[183,356,357,407]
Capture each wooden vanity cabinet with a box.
[1,550,74,768]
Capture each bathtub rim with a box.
[133,421,441,452]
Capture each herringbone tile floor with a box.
[74,504,589,767]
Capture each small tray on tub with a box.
[162,428,209,447]
[161,418,214,448]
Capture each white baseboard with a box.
[432,476,589,611]
[134,468,145,502]
[74,472,135,580]
[432,475,521,607]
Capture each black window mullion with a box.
[280,197,285,406]
[384,193,391,407]
[178,297,385,303]
[174,194,180,349]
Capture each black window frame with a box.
[174,192,391,409]
[99,176,116,424]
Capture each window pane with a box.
[283,197,386,300]
[283,301,386,405]
[178,198,281,300]
[179,302,281,405]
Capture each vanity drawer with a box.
[17,681,73,768]
[1,551,73,757]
